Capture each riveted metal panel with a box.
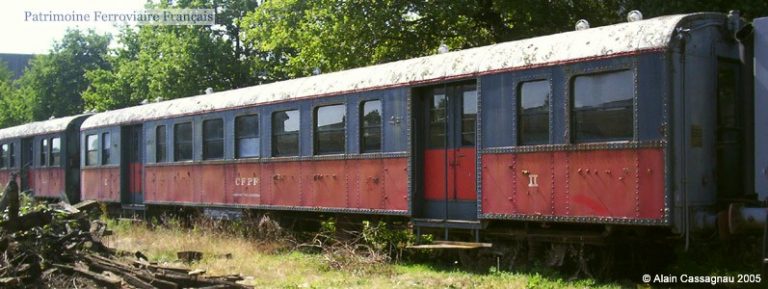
[568,150,638,218]
[383,157,408,211]
[229,162,261,205]
[29,168,64,198]
[302,160,347,208]
[200,164,227,204]
[269,161,302,206]
[637,54,666,141]
[354,158,385,209]
[480,153,516,214]
[638,148,665,219]
[514,152,554,215]
[81,167,120,202]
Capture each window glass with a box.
[428,89,447,148]
[519,80,550,145]
[174,122,193,161]
[50,137,61,166]
[236,115,260,158]
[203,119,224,160]
[86,134,98,166]
[572,70,633,142]
[361,100,382,152]
[0,144,7,168]
[101,133,110,165]
[315,104,346,155]
[40,138,48,166]
[461,86,477,146]
[272,110,300,157]
[156,125,167,163]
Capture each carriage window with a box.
[8,143,14,168]
[572,70,634,142]
[101,133,110,165]
[428,89,447,148]
[50,137,61,166]
[203,119,224,160]
[0,144,7,168]
[361,100,382,153]
[40,138,48,167]
[519,80,550,145]
[174,122,193,161]
[156,125,167,163]
[86,134,98,166]
[272,110,300,157]
[461,86,477,146]
[236,115,260,158]
[314,104,346,155]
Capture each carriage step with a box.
[412,218,483,230]
[407,240,492,250]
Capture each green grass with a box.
[103,218,625,289]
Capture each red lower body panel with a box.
[29,168,65,198]
[0,170,13,188]
[81,167,120,202]
[481,148,665,220]
[144,157,408,212]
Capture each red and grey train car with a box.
[70,12,766,242]
[0,115,90,202]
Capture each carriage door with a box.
[420,82,477,220]
[121,125,144,205]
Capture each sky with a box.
[0,0,150,54]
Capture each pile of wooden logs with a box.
[0,176,251,289]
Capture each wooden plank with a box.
[407,241,492,250]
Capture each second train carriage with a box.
[0,114,90,202]
[74,12,767,242]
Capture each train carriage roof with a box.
[0,114,91,140]
[81,13,714,130]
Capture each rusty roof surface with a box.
[0,114,90,140]
[82,13,705,130]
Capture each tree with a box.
[241,0,768,79]
[13,29,111,120]
[83,0,260,111]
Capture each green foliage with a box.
[15,30,110,120]
[361,220,416,260]
[83,0,260,112]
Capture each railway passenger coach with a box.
[66,12,768,245]
[0,115,90,202]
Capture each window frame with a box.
[235,114,260,159]
[569,68,636,144]
[101,133,111,165]
[271,109,300,157]
[8,142,14,168]
[517,79,551,146]
[360,99,383,153]
[156,125,167,163]
[85,134,98,166]
[50,137,61,167]
[202,118,225,160]
[313,103,346,155]
[174,122,194,162]
[39,138,48,167]
[0,143,7,169]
